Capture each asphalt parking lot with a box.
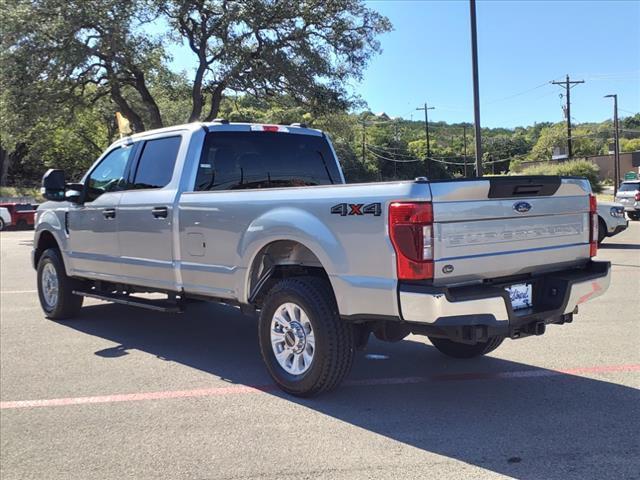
[1,226,639,480]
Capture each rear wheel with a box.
[258,276,355,397]
[0,218,4,231]
[37,248,83,320]
[628,211,640,221]
[429,336,505,359]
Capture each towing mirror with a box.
[41,169,66,201]
[41,169,84,203]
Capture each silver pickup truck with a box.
[34,121,611,396]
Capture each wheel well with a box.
[34,231,60,267]
[248,240,330,307]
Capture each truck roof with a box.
[121,121,323,145]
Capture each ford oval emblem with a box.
[513,201,532,213]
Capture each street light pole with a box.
[605,94,620,196]
[469,0,483,177]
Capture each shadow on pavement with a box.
[62,301,639,479]
[600,242,640,250]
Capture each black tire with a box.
[37,248,83,320]
[258,276,355,397]
[0,218,4,231]
[598,217,607,244]
[429,336,505,359]
[628,211,640,221]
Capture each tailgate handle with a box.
[513,185,543,195]
[152,207,168,219]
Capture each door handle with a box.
[152,206,168,219]
[102,208,116,219]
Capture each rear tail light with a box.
[635,191,640,202]
[589,194,598,257]
[389,202,434,280]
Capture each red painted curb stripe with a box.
[1,364,638,410]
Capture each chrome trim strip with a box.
[436,242,587,262]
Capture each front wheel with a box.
[37,248,83,320]
[0,218,5,231]
[258,277,355,397]
[429,336,505,359]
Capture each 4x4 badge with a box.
[331,203,381,216]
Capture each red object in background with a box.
[0,203,37,229]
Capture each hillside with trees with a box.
[1,0,638,188]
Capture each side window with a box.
[85,146,133,202]
[131,136,181,189]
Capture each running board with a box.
[72,290,183,313]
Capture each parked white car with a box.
[614,180,640,221]
[0,206,12,231]
[596,201,627,244]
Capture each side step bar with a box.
[72,290,183,313]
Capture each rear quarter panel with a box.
[178,181,431,317]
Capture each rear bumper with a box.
[398,260,610,341]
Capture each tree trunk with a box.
[188,60,208,122]
[110,84,146,133]
[132,69,163,129]
[0,143,10,187]
[204,83,226,121]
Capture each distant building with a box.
[515,151,640,181]
[582,151,640,181]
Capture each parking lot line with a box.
[2,363,638,410]
[0,290,37,294]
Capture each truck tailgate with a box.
[430,177,593,286]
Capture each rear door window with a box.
[195,132,340,191]
[131,136,182,189]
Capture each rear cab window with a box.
[194,131,342,191]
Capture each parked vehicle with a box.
[596,201,627,244]
[33,121,611,396]
[0,207,11,231]
[0,203,37,229]
[614,180,640,220]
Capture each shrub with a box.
[516,159,601,193]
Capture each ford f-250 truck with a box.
[34,121,611,396]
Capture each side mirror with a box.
[41,169,66,201]
[65,183,85,203]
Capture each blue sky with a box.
[357,0,640,127]
[165,1,640,128]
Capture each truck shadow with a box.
[64,301,639,479]
[599,242,640,250]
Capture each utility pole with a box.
[416,102,435,177]
[551,74,584,159]
[463,125,468,178]
[605,94,621,195]
[361,119,366,164]
[469,0,483,177]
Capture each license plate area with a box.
[505,283,533,310]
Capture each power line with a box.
[484,82,549,105]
